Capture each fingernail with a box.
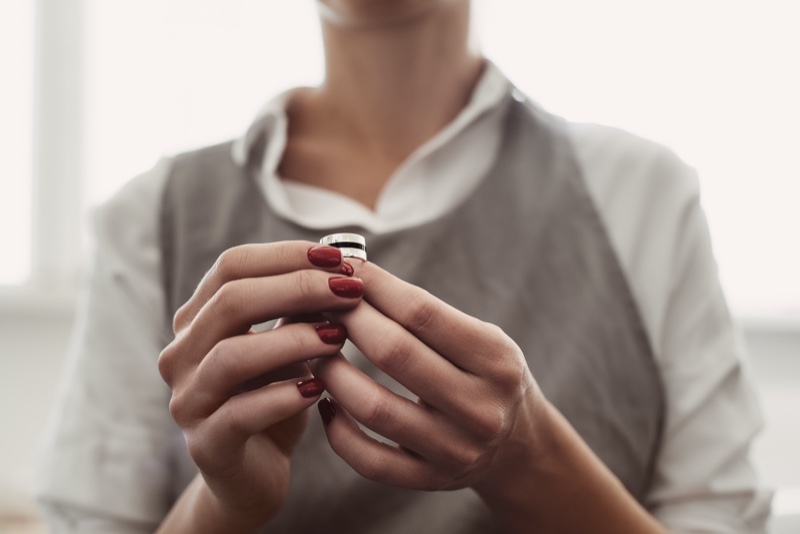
[308,245,342,268]
[340,261,354,276]
[315,323,347,344]
[318,398,336,426]
[328,277,363,298]
[297,378,325,398]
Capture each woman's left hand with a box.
[312,260,551,494]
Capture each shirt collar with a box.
[231,59,512,171]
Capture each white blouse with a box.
[35,61,771,532]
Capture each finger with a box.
[332,301,476,415]
[175,242,351,332]
[317,398,449,491]
[313,353,468,466]
[350,261,512,374]
[183,270,363,368]
[193,377,324,470]
[183,322,347,419]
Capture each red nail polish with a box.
[308,246,342,268]
[318,398,336,426]
[340,261,354,276]
[328,277,363,298]
[297,378,325,398]
[315,323,347,344]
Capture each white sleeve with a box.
[34,158,179,532]
[645,174,772,532]
[571,124,772,533]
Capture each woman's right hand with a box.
[156,241,362,532]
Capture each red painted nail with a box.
[315,323,347,344]
[318,398,336,426]
[340,261,354,276]
[308,245,342,268]
[297,378,325,398]
[328,277,363,298]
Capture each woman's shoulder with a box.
[564,121,699,204]
[94,157,176,246]
[561,120,702,273]
[559,120,704,358]
[98,140,242,225]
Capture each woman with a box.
[36,1,770,532]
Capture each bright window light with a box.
[82,0,323,205]
[0,0,35,285]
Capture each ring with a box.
[319,233,367,261]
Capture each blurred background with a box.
[1,0,798,532]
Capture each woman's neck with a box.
[279,0,483,209]
[313,0,483,162]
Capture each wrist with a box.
[197,478,276,534]
[157,475,274,534]
[473,398,561,506]
[473,401,667,534]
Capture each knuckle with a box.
[292,269,318,302]
[469,403,507,440]
[214,246,249,283]
[498,333,523,361]
[169,384,216,429]
[484,322,518,354]
[361,389,394,429]
[483,321,506,339]
[212,398,253,439]
[375,331,416,376]
[495,352,526,388]
[403,290,439,334]
[273,242,297,267]
[199,338,239,388]
[211,280,245,317]
[449,444,483,471]
[168,392,189,425]
[355,451,388,483]
[157,344,177,385]
[220,404,249,436]
[184,431,210,467]
[172,304,191,333]
[284,323,311,351]
[484,327,526,385]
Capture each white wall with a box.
[746,330,800,489]
[0,311,72,520]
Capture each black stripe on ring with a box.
[329,241,367,252]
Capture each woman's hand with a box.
[313,260,669,534]
[312,259,546,492]
[156,241,362,532]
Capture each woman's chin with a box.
[316,0,459,29]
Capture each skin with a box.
[156,1,671,532]
[279,0,483,208]
[156,243,362,533]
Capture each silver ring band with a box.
[319,233,367,261]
